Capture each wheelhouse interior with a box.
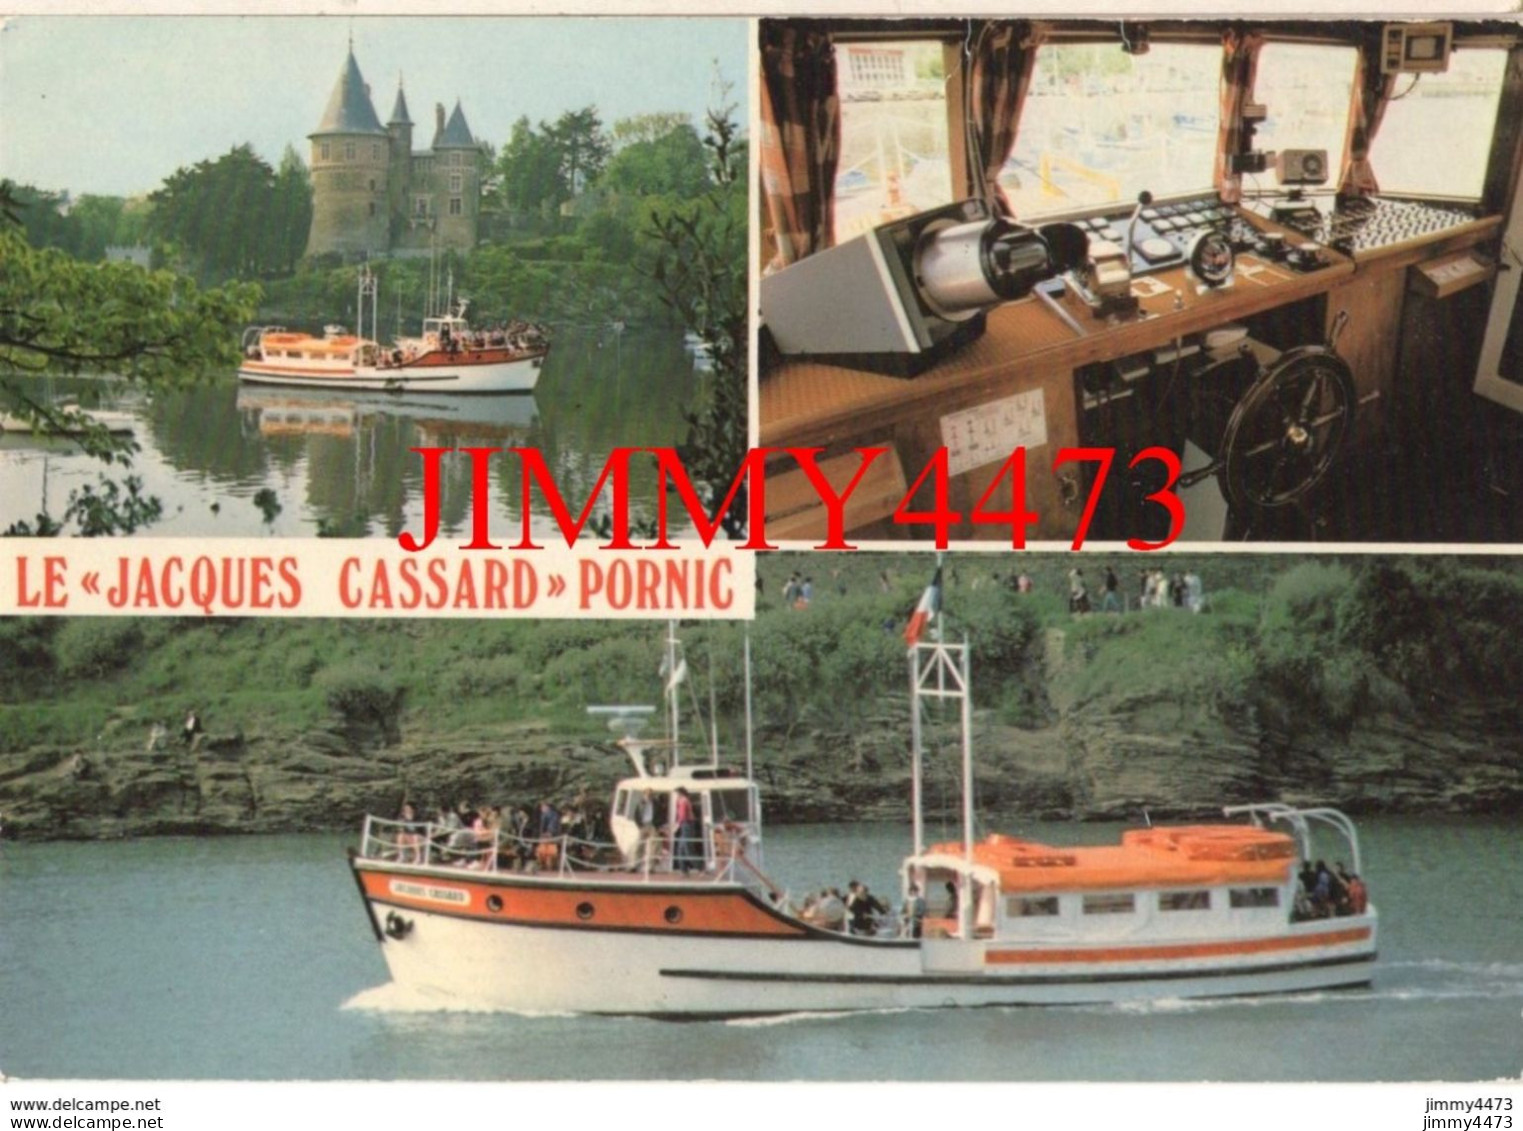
[758,19,1523,543]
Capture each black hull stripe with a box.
[658,950,1377,988]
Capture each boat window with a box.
[1252,42,1358,191]
[1082,892,1136,915]
[1229,887,1280,908]
[1159,890,1212,911]
[1007,41,1222,219]
[1007,895,1060,917]
[707,788,753,824]
[833,39,955,243]
[1369,47,1508,200]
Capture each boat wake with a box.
[725,1007,918,1029]
[1086,958,1523,1017]
[342,982,574,1018]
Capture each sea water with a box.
[1,816,1519,1082]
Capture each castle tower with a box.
[305,47,391,258]
[430,99,482,251]
[386,78,414,241]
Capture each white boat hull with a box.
[354,864,1378,1016]
[238,353,544,394]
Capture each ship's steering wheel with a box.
[1178,312,1357,526]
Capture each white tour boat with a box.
[239,269,548,394]
[349,623,1377,1016]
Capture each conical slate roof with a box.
[434,100,476,148]
[388,79,413,127]
[311,49,386,137]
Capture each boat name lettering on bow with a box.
[390,880,470,906]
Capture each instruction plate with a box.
[940,389,1048,478]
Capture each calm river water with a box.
[0,328,701,540]
[2,816,1518,1082]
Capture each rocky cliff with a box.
[4,631,1518,841]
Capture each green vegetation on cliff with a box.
[1,554,1520,840]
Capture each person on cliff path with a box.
[182,709,203,751]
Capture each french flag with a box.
[904,566,943,648]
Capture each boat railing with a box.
[360,814,775,887]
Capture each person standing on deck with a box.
[672,788,700,873]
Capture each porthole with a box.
[664,906,684,925]
[485,895,503,913]
[576,902,595,921]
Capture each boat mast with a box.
[743,631,754,782]
[908,561,976,938]
[665,620,681,769]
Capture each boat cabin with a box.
[759,18,1523,543]
[608,765,765,875]
[903,805,1366,948]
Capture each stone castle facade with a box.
[306,48,484,259]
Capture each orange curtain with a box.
[1338,38,1399,197]
[1214,27,1265,204]
[968,21,1045,218]
[759,23,840,270]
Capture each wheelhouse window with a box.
[1370,47,1507,199]
[1007,895,1061,917]
[833,39,954,243]
[1229,887,1281,908]
[1082,892,1136,915]
[1159,890,1212,911]
[1252,42,1358,190]
[1006,40,1222,218]
[708,788,754,823]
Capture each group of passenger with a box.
[797,880,894,935]
[391,795,610,872]
[435,320,548,355]
[1295,859,1369,920]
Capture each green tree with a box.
[495,116,567,219]
[549,107,611,197]
[600,121,710,200]
[148,144,301,280]
[642,87,748,538]
[0,180,259,534]
[269,146,313,276]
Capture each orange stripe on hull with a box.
[985,925,1372,966]
[358,869,809,937]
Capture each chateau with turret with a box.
[306,46,484,259]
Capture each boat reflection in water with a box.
[236,386,539,447]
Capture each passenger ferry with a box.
[239,269,548,394]
[758,18,1523,544]
[349,626,1377,1016]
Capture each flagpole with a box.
[960,632,975,939]
[743,631,754,783]
[909,646,924,857]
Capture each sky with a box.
[0,15,748,198]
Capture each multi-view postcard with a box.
[1,10,1521,1117]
